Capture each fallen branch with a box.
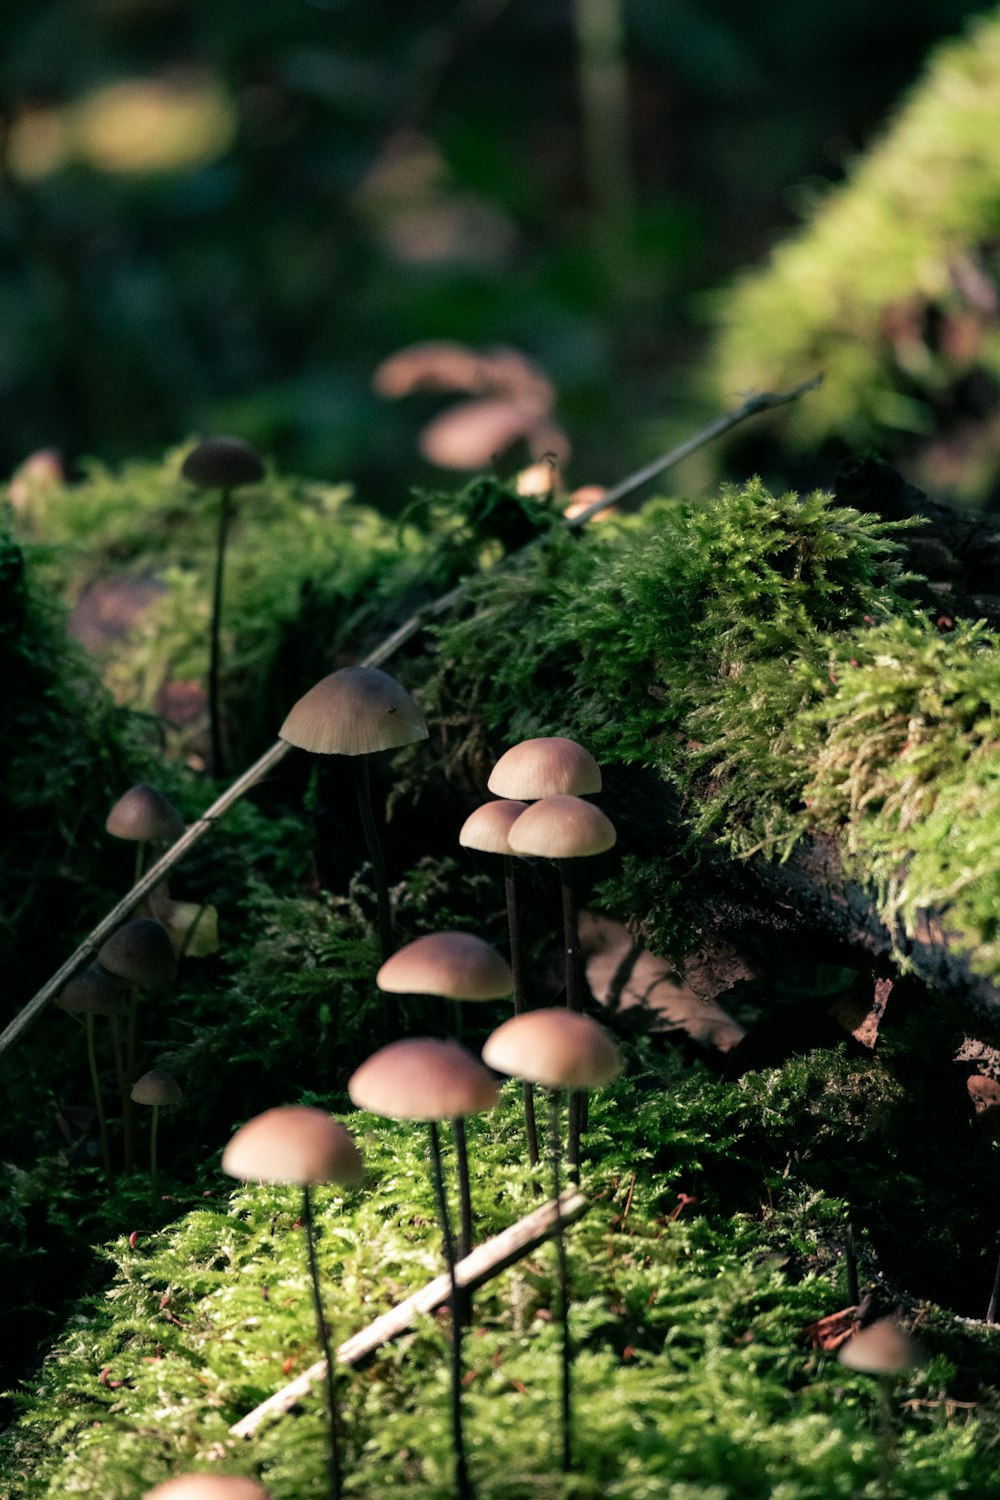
[2,377,820,1056]
[230,1188,589,1439]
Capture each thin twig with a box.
[1,378,820,1057]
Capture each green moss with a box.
[707,7,1000,495]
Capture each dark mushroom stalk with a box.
[483,1008,622,1474]
[279,665,429,971]
[223,1106,364,1500]
[56,967,126,1179]
[507,795,617,1174]
[838,1316,925,1500]
[458,800,540,1167]
[180,437,265,777]
[131,1068,182,1196]
[376,932,512,1263]
[349,1038,499,1500]
[97,918,177,1170]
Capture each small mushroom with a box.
[459,800,539,1166]
[838,1315,925,1498]
[181,436,265,776]
[280,665,428,968]
[348,1039,498,1500]
[98,917,177,1170]
[106,783,185,885]
[145,1478,271,1500]
[487,738,601,801]
[57,967,126,1179]
[377,933,512,1260]
[222,1107,363,1500]
[483,1009,622,1474]
[131,1068,182,1195]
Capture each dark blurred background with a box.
[0,0,992,508]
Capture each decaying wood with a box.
[230,1189,589,1439]
[2,377,822,1058]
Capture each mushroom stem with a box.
[354,756,394,968]
[504,855,539,1168]
[208,487,233,778]
[124,985,139,1170]
[986,1240,1000,1324]
[548,1088,572,1472]
[559,861,585,1176]
[453,1116,474,1262]
[149,1103,159,1197]
[302,1183,343,1500]
[877,1374,896,1500]
[133,841,146,890]
[85,1013,113,1180]
[845,1220,860,1306]
[428,1120,473,1500]
[111,1013,127,1120]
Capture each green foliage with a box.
[708,6,1000,499]
[5,1053,999,1498]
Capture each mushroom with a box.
[57,966,126,1178]
[145,1477,271,1500]
[222,1107,363,1500]
[458,800,539,1166]
[98,917,178,1170]
[482,1009,622,1473]
[280,665,428,967]
[348,1039,498,1500]
[181,436,265,776]
[487,738,602,802]
[377,933,512,1259]
[106,783,185,885]
[131,1068,182,1195]
[507,795,616,1171]
[838,1315,925,1498]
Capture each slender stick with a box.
[2,379,821,1058]
[429,1120,473,1500]
[560,861,585,1176]
[85,1013,112,1180]
[209,488,233,778]
[549,1089,572,1472]
[355,756,394,966]
[149,1104,159,1198]
[986,1240,1000,1324]
[303,1184,343,1500]
[504,855,539,1167]
[845,1221,860,1307]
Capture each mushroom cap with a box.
[487,738,601,800]
[838,1316,925,1375]
[458,800,528,856]
[181,437,264,491]
[377,932,513,1002]
[98,918,179,986]
[279,665,429,757]
[222,1105,364,1187]
[483,1009,623,1089]
[131,1068,183,1107]
[145,1478,271,1500]
[56,966,126,1017]
[348,1038,500,1121]
[106,783,185,843]
[507,795,616,860]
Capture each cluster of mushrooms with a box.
[59,639,928,1496]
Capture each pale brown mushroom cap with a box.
[377,932,513,1001]
[838,1316,925,1375]
[279,665,428,757]
[106,783,185,844]
[507,795,616,860]
[57,966,126,1017]
[131,1068,183,1107]
[221,1105,363,1187]
[181,437,264,491]
[348,1038,500,1121]
[487,737,601,800]
[98,918,179,986]
[483,1009,623,1089]
[145,1476,271,1500]
[458,800,528,856]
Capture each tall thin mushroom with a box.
[131,1068,182,1196]
[839,1315,925,1500]
[507,795,616,1171]
[280,665,428,970]
[348,1038,498,1500]
[376,932,512,1260]
[458,800,540,1166]
[482,1008,622,1474]
[97,917,177,1169]
[181,436,265,776]
[222,1106,364,1500]
[106,783,186,889]
[57,966,126,1179]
